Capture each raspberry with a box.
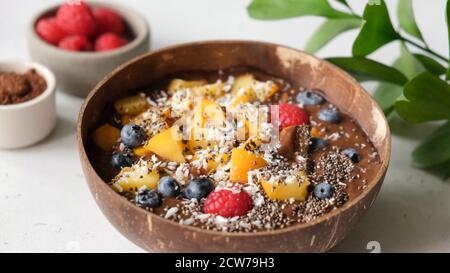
[36,17,67,45]
[56,1,97,36]
[58,35,92,51]
[272,103,309,131]
[203,188,253,218]
[93,7,124,35]
[95,33,128,52]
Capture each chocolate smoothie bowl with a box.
[77,41,390,252]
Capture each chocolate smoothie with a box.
[88,67,381,232]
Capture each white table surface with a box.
[1,0,449,253]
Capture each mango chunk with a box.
[112,162,160,193]
[231,74,255,97]
[230,94,250,108]
[92,124,120,151]
[188,100,225,152]
[168,79,207,94]
[260,173,310,201]
[133,146,150,157]
[311,127,322,138]
[207,154,231,172]
[253,80,279,102]
[192,82,224,98]
[192,99,225,128]
[239,137,262,152]
[188,132,215,153]
[121,115,133,125]
[191,153,231,173]
[198,100,225,124]
[114,95,149,115]
[231,74,279,102]
[230,148,267,183]
[232,104,267,140]
[144,127,186,163]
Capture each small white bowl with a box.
[0,60,56,149]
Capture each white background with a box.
[1,0,449,252]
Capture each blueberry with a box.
[158,176,181,197]
[120,124,147,148]
[310,137,327,151]
[183,178,213,200]
[296,91,324,105]
[318,108,341,123]
[314,182,334,200]
[135,188,161,209]
[111,152,133,169]
[341,148,361,163]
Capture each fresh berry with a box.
[120,124,147,148]
[314,182,334,200]
[93,7,124,35]
[157,176,181,197]
[111,152,133,169]
[203,188,253,218]
[183,178,213,200]
[56,1,97,36]
[135,188,161,209]
[296,90,324,106]
[95,33,128,52]
[310,137,327,151]
[36,17,67,45]
[58,35,92,51]
[318,107,341,123]
[341,148,361,163]
[274,103,309,131]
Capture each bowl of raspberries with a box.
[27,1,150,97]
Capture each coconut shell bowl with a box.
[77,41,391,253]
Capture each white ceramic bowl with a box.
[0,60,56,149]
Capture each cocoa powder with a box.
[0,69,47,105]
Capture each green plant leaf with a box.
[335,0,351,10]
[373,80,403,116]
[447,0,450,57]
[247,0,354,20]
[326,57,408,85]
[336,0,348,6]
[444,161,450,180]
[412,121,450,167]
[304,18,361,53]
[447,67,450,80]
[397,45,426,79]
[395,100,449,123]
[373,44,424,113]
[395,72,450,123]
[402,73,450,104]
[352,0,400,56]
[398,0,424,42]
[413,54,447,76]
